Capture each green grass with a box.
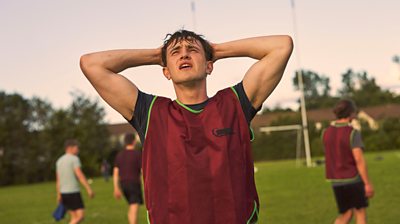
[0,150,399,223]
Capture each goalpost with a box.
[259,124,310,166]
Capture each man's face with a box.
[71,145,79,155]
[163,39,213,85]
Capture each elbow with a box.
[280,35,294,54]
[79,54,91,74]
[79,53,97,75]
[276,36,294,63]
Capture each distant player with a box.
[113,133,143,224]
[322,99,374,224]
[56,139,94,224]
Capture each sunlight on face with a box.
[163,39,212,85]
[166,38,205,61]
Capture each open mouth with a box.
[179,63,192,70]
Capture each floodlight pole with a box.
[290,0,312,167]
[297,71,312,167]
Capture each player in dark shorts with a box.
[81,29,293,223]
[322,99,374,224]
[61,192,85,210]
[113,133,143,224]
[56,139,94,223]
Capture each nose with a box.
[180,48,190,60]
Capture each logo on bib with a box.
[212,128,234,137]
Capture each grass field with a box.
[0,150,399,223]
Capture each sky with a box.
[1,0,399,124]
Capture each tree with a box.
[0,90,112,186]
[292,69,335,109]
[40,92,112,180]
[0,92,31,185]
[28,97,53,132]
[338,69,356,96]
[25,97,55,183]
[338,69,400,106]
[68,92,111,176]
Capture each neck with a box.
[126,145,135,150]
[173,80,208,104]
[335,118,351,123]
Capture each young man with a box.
[80,30,293,223]
[322,99,374,224]
[56,139,94,224]
[113,133,143,224]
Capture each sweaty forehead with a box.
[167,38,201,51]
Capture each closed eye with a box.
[188,46,199,52]
[169,46,181,56]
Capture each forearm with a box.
[75,169,92,193]
[79,48,161,119]
[56,183,60,195]
[214,35,292,108]
[113,169,120,191]
[79,176,92,192]
[213,35,293,61]
[80,48,162,74]
[356,159,371,185]
[56,177,60,197]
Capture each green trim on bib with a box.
[145,96,158,139]
[175,99,203,113]
[246,200,259,224]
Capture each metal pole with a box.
[260,125,302,132]
[296,128,302,167]
[191,1,197,31]
[393,55,400,80]
[297,70,312,167]
[290,0,312,167]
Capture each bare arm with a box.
[56,173,61,203]
[80,48,162,120]
[74,167,94,198]
[213,35,293,109]
[352,148,374,198]
[113,167,122,199]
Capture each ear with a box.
[206,61,214,75]
[162,67,171,80]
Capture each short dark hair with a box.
[333,99,357,119]
[64,139,79,149]
[161,29,213,66]
[124,133,136,146]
